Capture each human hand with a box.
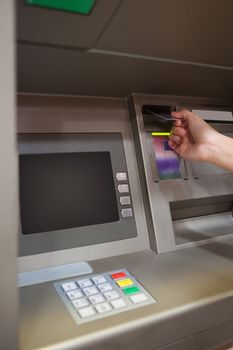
[168,109,220,162]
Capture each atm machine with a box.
[18,93,233,350]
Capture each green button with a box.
[123,285,140,295]
[25,0,96,15]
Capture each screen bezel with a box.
[18,133,137,256]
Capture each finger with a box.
[171,126,186,138]
[173,119,182,127]
[169,134,182,144]
[168,140,179,152]
[171,109,192,121]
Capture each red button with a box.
[111,272,127,280]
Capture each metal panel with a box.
[129,94,233,253]
[0,1,19,349]
[95,0,233,67]
[17,94,149,272]
[17,0,121,49]
[17,44,233,98]
[20,248,233,349]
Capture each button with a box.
[123,286,140,295]
[111,298,127,309]
[77,279,92,289]
[104,290,120,301]
[118,184,129,193]
[83,286,99,297]
[116,172,127,181]
[66,289,83,300]
[116,278,134,288]
[89,294,105,305]
[98,283,113,293]
[61,282,77,292]
[111,272,127,280]
[129,293,148,304]
[78,306,96,318]
[72,298,89,309]
[121,208,133,218]
[120,196,131,205]
[95,302,112,314]
[92,275,107,285]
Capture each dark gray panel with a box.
[17,0,121,49]
[18,43,233,98]
[95,0,233,67]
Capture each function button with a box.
[104,290,120,301]
[89,294,105,305]
[111,298,127,309]
[118,184,129,193]
[121,208,133,218]
[83,286,99,297]
[77,278,93,289]
[98,283,113,293]
[111,272,127,280]
[116,278,134,288]
[72,298,89,309]
[92,275,107,285]
[95,302,112,314]
[123,285,140,295]
[129,293,148,304]
[61,281,77,293]
[116,172,128,181]
[120,196,131,205]
[66,289,83,300]
[78,306,96,318]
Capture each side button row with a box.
[116,172,133,218]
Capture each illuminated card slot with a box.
[151,132,171,136]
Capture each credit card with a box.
[143,108,176,121]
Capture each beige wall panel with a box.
[0,1,19,349]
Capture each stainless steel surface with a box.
[20,246,233,349]
[0,1,19,349]
[17,94,149,273]
[129,94,233,253]
[18,261,92,287]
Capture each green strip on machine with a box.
[25,0,95,15]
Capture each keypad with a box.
[54,269,156,324]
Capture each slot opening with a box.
[170,195,233,245]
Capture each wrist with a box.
[204,133,233,169]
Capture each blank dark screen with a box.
[20,152,119,234]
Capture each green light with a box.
[123,286,140,295]
[25,0,96,15]
[152,132,171,136]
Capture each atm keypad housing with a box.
[54,269,156,324]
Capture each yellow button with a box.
[116,278,134,288]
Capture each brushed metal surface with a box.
[20,247,233,349]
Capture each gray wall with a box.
[0,1,19,349]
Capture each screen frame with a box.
[18,133,137,256]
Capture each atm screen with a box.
[20,152,119,235]
[151,133,181,180]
